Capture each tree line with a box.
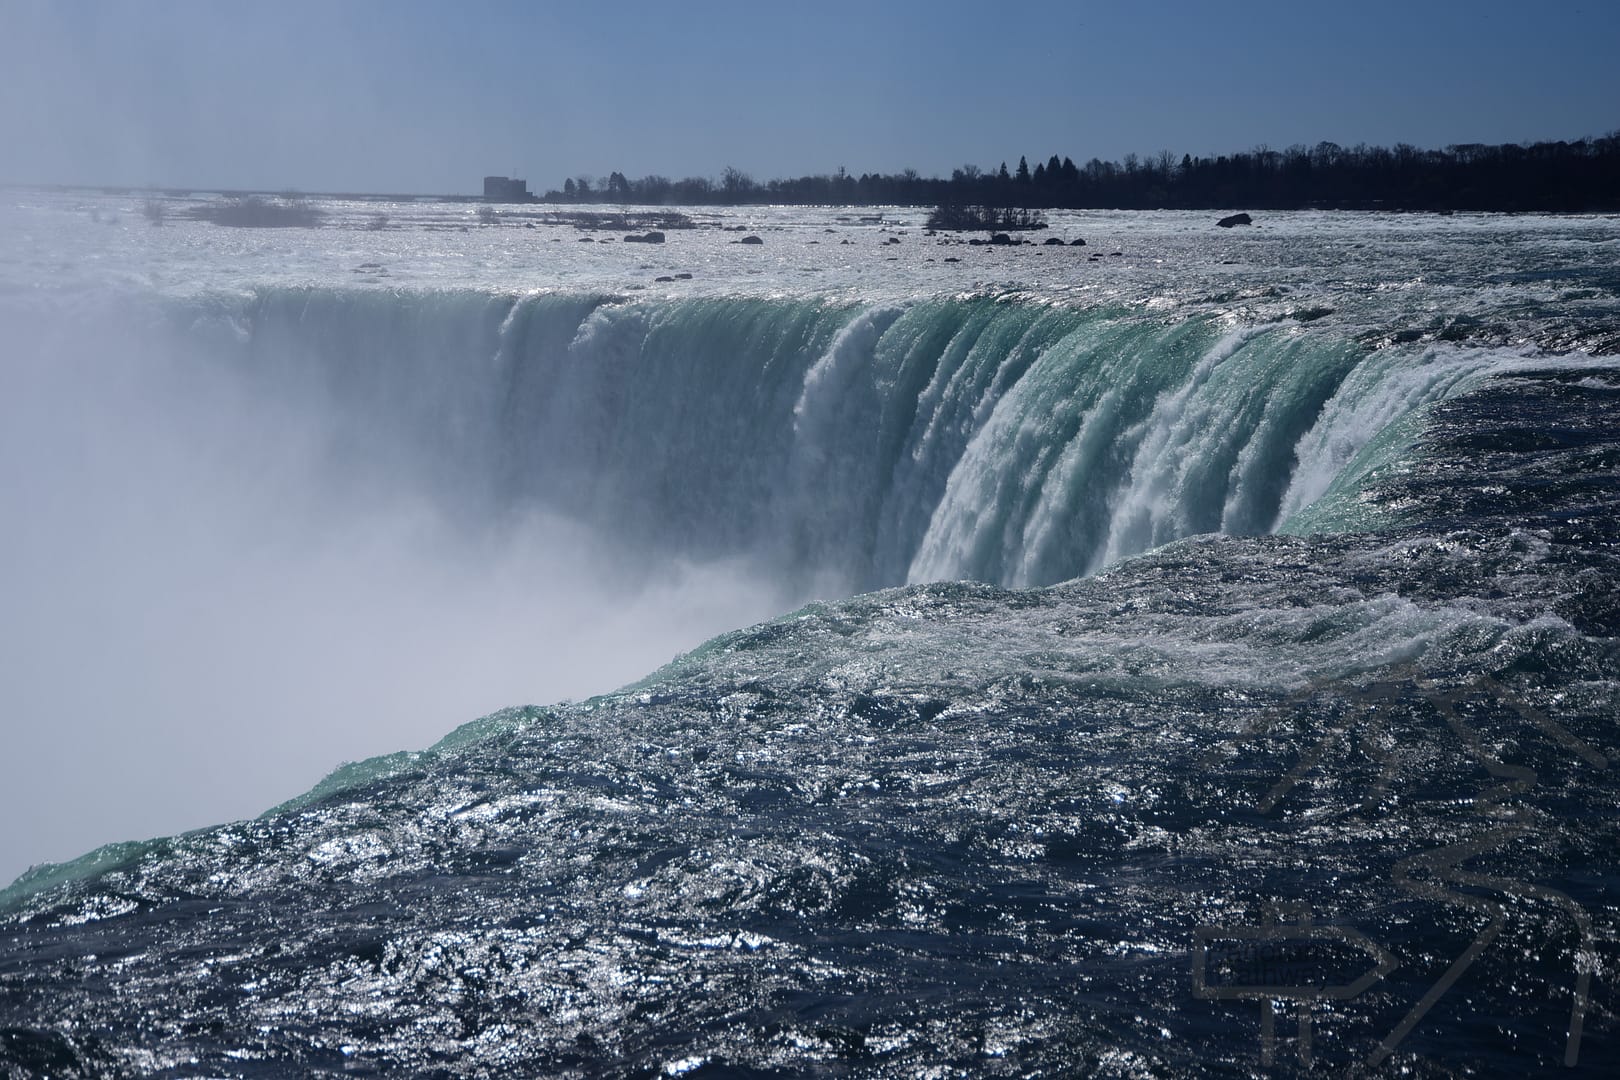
[542,134,1620,212]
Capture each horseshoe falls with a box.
[2,196,1618,1077]
[208,290,1395,591]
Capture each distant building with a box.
[483,176,531,202]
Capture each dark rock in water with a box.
[654,276,675,282]
[1070,238,1086,246]
[1044,237,1066,245]
[623,231,666,244]
[1217,213,1254,228]
[738,235,763,245]
[1110,251,1124,256]
[1290,305,1335,322]
[989,233,1014,245]
[577,237,595,242]
[944,256,961,262]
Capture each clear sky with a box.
[3,0,1617,194]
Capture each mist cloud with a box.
[0,295,788,882]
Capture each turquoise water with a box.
[2,202,1618,1075]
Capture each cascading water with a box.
[195,288,1503,595]
[6,255,1617,1076]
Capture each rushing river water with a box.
[1,193,1617,1075]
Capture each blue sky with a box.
[4,0,1617,193]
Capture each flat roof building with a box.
[483,176,531,202]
